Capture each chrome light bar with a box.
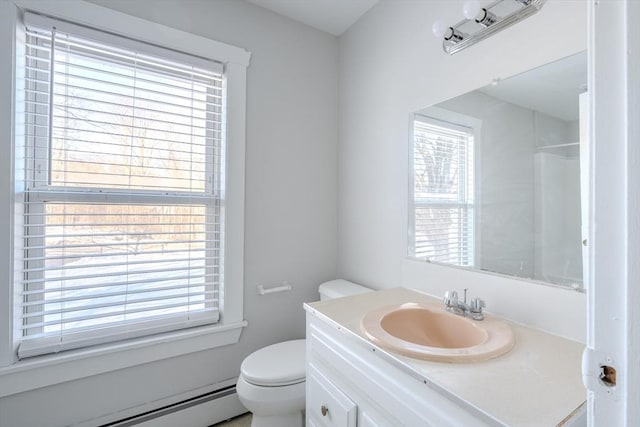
[434,0,547,55]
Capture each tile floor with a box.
[210,412,252,427]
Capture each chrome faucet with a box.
[443,288,486,321]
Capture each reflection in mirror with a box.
[409,51,587,290]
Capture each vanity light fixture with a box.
[432,0,546,55]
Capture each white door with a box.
[584,0,640,425]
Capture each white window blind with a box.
[19,14,225,359]
[410,114,475,266]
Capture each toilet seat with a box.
[240,339,306,387]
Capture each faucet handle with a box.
[470,297,485,311]
[470,297,486,312]
[443,290,458,306]
[469,297,486,320]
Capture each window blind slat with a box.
[22,273,220,296]
[52,77,222,110]
[52,105,214,132]
[23,292,215,321]
[22,300,217,331]
[29,127,221,151]
[23,284,219,306]
[22,263,209,285]
[51,83,222,114]
[23,248,220,264]
[50,94,221,125]
[52,57,222,94]
[49,139,212,159]
[22,256,216,274]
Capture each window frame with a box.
[0,0,250,396]
[20,19,225,357]
[408,107,481,267]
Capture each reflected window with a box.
[410,114,475,266]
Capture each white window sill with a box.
[0,320,247,398]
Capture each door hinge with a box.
[582,347,620,400]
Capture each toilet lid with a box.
[241,339,306,386]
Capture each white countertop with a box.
[305,287,586,427]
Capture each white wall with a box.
[337,0,587,341]
[0,1,339,426]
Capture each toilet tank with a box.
[318,279,372,301]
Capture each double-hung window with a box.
[409,113,475,267]
[18,13,228,359]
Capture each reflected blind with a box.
[19,14,225,359]
[411,115,475,266]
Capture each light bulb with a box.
[432,20,448,38]
[462,0,482,20]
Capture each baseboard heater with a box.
[100,385,244,427]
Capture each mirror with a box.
[409,51,587,290]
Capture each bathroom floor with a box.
[210,412,252,427]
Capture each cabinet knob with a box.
[321,405,329,416]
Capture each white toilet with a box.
[236,279,371,427]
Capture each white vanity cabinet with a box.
[306,315,493,427]
[305,288,587,427]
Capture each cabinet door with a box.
[307,364,357,427]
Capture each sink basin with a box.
[360,303,514,362]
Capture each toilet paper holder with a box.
[257,281,292,295]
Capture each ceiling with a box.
[245,0,379,36]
